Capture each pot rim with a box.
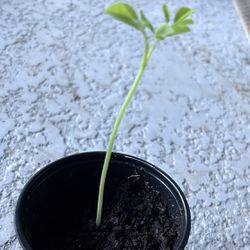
[15,151,191,250]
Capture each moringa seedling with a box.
[96,1,194,226]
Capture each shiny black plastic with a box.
[15,152,191,249]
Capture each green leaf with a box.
[155,22,192,40]
[162,4,170,22]
[178,19,193,25]
[174,7,194,23]
[105,2,141,30]
[154,23,174,40]
[140,10,154,32]
[172,24,191,35]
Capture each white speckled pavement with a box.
[0,0,250,249]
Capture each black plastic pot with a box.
[15,152,191,250]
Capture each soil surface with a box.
[65,174,180,250]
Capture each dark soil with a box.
[65,174,180,250]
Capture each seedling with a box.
[96,1,194,226]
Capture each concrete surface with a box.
[0,0,250,249]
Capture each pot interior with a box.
[16,152,190,250]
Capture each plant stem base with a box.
[65,173,179,250]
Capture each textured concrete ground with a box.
[0,0,250,249]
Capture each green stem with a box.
[147,38,158,60]
[96,37,158,226]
